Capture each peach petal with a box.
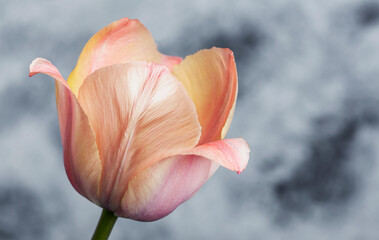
[29,58,102,204]
[172,47,238,144]
[77,62,201,211]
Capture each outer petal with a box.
[67,18,180,96]
[29,58,102,204]
[117,155,219,221]
[116,138,249,221]
[77,62,201,211]
[172,47,238,144]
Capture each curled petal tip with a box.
[29,57,44,77]
[28,57,66,85]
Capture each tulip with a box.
[30,17,250,237]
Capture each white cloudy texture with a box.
[1,0,379,239]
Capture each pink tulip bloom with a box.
[29,18,250,221]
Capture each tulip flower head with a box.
[29,18,250,222]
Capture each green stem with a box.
[91,209,118,240]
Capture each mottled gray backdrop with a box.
[1,0,379,239]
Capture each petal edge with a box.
[183,138,250,173]
[29,58,102,204]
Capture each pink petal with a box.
[67,18,181,96]
[183,138,250,173]
[160,54,182,71]
[77,62,201,211]
[172,48,238,144]
[116,155,219,221]
[29,58,102,204]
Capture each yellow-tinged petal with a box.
[67,18,180,96]
[77,62,201,211]
[221,101,236,139]
[29,58,102,204]
[172,47,238,144]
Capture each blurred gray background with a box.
[1,0,379,239]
